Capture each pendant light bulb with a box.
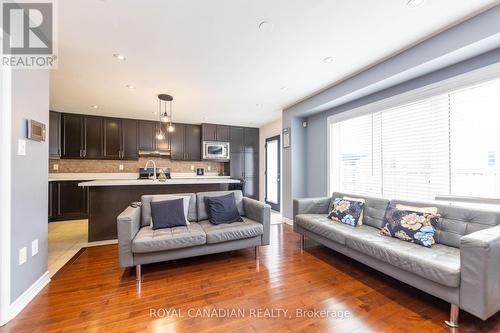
[161,112,170,123]
[157,132,164,140]
[167,124,174,132]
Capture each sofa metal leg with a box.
[300,234,305,250]
[135,264,141,282]
[255,246,260,259]
[445,304,459,328]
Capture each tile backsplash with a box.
[49,157,225,174]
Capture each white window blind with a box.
[330,76,500,204]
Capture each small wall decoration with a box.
[283,128,290,148]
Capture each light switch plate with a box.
[31,239,38,256]
[17,139,26,156]
[19,247,27,265]
[119,164,124,171]
[53,164,59,171]
[207,166,211,171]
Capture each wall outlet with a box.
[207,166,211,171]
[119,164,124,171]
[190,165,195,171]
[19,247,27,265]
[53,163,59,171]
[17,139,26,156]
[31,239,38,256]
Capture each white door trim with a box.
[0,65,12,326]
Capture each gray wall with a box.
[10,69,49,301]
[281,5,500,218]
[305,48,500,197]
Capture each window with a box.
[329,77,500,206]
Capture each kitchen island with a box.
[79,177,241,241]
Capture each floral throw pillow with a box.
[381,206,440,247]
[328,198,365,227]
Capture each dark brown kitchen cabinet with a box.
[171,123,201,161]
[84,116,103,159]
[104,118,138,160]
[61,114,84,158]
[202,123,230,142]
[156,122,171,151]
[229,126,259,199]
[103,118,121,158]
[121,119,139,159]
[49,180,88,221]
[244,127,259,153]
[138,120,157,151]
[49,111,61,159]
[230,126,245,153]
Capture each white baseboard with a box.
[9,271,50,321]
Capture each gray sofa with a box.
[293,192,500,327]
[117,190,270,280]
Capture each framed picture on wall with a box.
[283,128,290,148]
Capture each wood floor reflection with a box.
[1,224,499,332]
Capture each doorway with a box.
[265,135,281,211]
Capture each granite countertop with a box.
[48,172,231,182]
[78,178,241,187]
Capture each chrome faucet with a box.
[144,160,157,180]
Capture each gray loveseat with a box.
[117,190,270,280]
[293,192,500,327]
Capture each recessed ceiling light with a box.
[323,56,334,64]
[91,105,99,109]
[125,84,135,89]
[258,21,274,32]
[281,87,288,91]
[113,53,127,61]
[256,103,262,108]
[407,0,424,8]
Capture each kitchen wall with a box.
[259,118,282,205]
[10,69,50,302]
[49,157,225,174]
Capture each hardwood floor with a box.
[2,224,499,333]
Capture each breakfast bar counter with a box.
[79,177,241,242]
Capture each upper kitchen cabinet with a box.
[103,118,121,159]
[230,126,245,153]
[156,122,171,152]
[121,119,139,159]
[244,127,259,153]
[104,118,138,160]
[185,124,201,160]
[61,113,84,158]
[171,123,201,161]
[83,116,104,159]
[49,111,61,159]
[138,120,157,152]
[202,123,230,142]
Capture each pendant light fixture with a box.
[156,94,174,139]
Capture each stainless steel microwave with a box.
[202,141,230,160]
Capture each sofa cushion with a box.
[345,227,461,287]
[132,223,206,253]
[381,206,440,247]
[197,190,244,221]
[331,192,389,229]
[198,217,263,244]
[150,197,190,229]
[141,193,197,227]
[205,192,243,224]
[328,198,365,227]
[295,214,373,245]
[390,199,500,248]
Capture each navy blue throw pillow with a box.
[150,198,188,230]
[205,193,243,225]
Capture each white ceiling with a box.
[49,0,498,127]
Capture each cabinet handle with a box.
[83,150,86,158]
[79,149,82,158]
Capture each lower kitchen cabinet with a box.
[49,181,89,221]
